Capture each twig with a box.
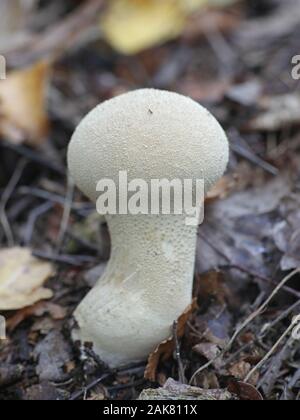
[107,378,145,392]
[260,300,300,338]
[223,264,300,300]
[0,141,65,175]
[230,142,279,176]
[0,158,27,246]
[227,268,300,348]
[32,250,97,266]
[244,323,295,383]
[23,201,54,245]
[56,176,75,253]
[189,268,300,384]
[173,321,186,384]
[69,373,111,401]
[18,186,93,212]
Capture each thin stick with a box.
[244,323,295,383]
[189,268,300,384]
[0,141,65,175]
[69,373,111,401]
[0,158,27,246]
[56,176,75,253]
[24,201,54,245]
[230,142,279,176]
[32,250,97,266]
[173,321,186,384]
[18,186,93,212]
[260,300,300,338]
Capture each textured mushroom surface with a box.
[68,89,229,367]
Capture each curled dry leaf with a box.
[0,247,54,311]
[144,298,198,382]
[0,61,50,147]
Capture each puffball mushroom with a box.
[68,89,229,367]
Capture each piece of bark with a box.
[139,378,234,401]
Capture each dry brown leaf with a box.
[228,361,258,384]
[193,342,223,369]
[7,302,66,332]
[194,271,231,305]
[0,60,50,146]
[144,298,198,382]
[0,247,54,311]
[205,175,237,204]
[229,361,247,378]
[228,380,263,401]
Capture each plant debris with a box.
[0,0,300,401]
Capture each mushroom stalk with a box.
[74,214,197,366]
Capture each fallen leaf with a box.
[34,330,72,382]
[194,271,232,305]
[0,247,54,311]
[205,175,237,204]
[0,60,50,146]
[228,361,259,386]
[193,304,232,347]
[248,93,300,131]
[144,299,198,382]
[272,197,300,270]
[197,176,291,276]
[228,380,263,401]
[7,302,66,332]
[193,342,223,369]
[101,0,237,55]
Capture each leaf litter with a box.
[0,0,300,401]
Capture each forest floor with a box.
[0,0,299,400]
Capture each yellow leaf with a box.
[101,0,186,55]
[101,0,237,54]
[0,247,54,311]
[0,61,50,147]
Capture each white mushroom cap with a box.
[68,89,229,367]
[68,89,228,201]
